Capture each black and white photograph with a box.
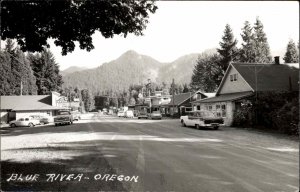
[0,1,299,191]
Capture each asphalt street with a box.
[1,116,299,192]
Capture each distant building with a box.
[161,91,214,117]
[192,59,299,126]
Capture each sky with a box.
[47,1,300,70]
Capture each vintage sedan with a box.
[117,110,125,117]
[148,111,162,120]
[54,110,74,126]
[9,117,40,128]
[137,111,148,119]
[180,111,224,130]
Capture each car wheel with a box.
[181,120,186,127]
[214,126,219,130]
[10,123,16,128]
[195,124,200,129]
[28,123,34,127]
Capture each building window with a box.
[222,111,226,117]
[197,105,201,110]
[206,105,212,111]
[216,112,221,117]
[216,105,220,109]
[233,74,238,81]
[230,74,238,82]
[221,104,226,110]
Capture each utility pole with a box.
[172,78,175,117]
[20,80,23,96]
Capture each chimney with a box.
[274,56,280,65]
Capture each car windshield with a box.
[200,111,216,118]
[153,111,160,114]
[58,111,70,115]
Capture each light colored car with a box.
[125,110,134,118]
[9,117,40,127]
[71,112,81,121]
[148,111,162,120]
[117,110,125,117]
[180,111,224,130]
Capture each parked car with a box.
[39,116,54,124]
[180,110,224,130]
[9,117,40,127]
[137,111,148,119]
[71,111,81,121]
[125,110,134,118]
[54,110,74,126]
[117,110,125,117]
[148,111,162,120]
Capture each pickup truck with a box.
[54,110,74,126]
[180,111,224,130]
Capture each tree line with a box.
[191,17,299,92]
[0,39,63,96]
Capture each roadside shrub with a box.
[253,91,299,135]
[272,97,299,135]
[232,100,253,127]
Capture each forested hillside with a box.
[62,50,163,95]
[62,49,220,96]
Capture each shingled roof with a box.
[232,63,299,92]
[0,95,65,111]
[166,92,194,106]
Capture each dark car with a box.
[137,111,148,119]
[54,110,74,126]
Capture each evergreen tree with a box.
[2,39,37,95]
[217,24,238,72]
[0,50,12,95]
[81,89,94,112]
[29,48,63,95]
[190,53,223,92]
[240,21,256,63]
[182,84,189,93]
[253,17,272,63]
[283,39,299,63]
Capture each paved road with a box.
[1,116,299,192]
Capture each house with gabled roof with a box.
[192,58,299,126]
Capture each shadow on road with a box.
[1,140,129,191]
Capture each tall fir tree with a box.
[253,17,272,63]
[240,21,256,63]
[217,24,238,72]
[2,39,37,95]
[283,39,299,63]
[29,48,63,95]
[0,50,12,95]
[190,53,223,92]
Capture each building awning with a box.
[193,91,254,103]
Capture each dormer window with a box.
[230,74,238,82]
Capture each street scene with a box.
[1,1,299,192]
[1,115,299,191]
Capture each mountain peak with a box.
[123,50,139,57]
